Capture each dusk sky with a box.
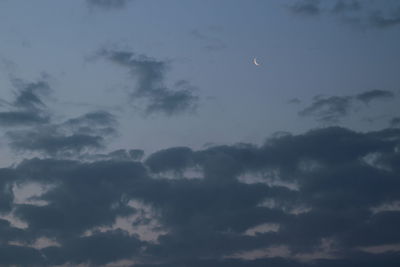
[0,0,400,266]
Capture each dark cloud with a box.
[100,49,199,116]
[288,98,301,104]
[42,230,143,265]
[133,253,400,267]
[390,117,400,127]
[369,8,400,28]
[331,0,361,14]
[6,110,117,156]
[0,79,51,127]
[299,89,396,123]
[298,95,352,123]
[7,128,104,155]
[0,79,118,156]
[287,0,321,16]
[145,147,194,173]
[86,0,133,9]
[1,126,400,265]
[0,245,44,266]
[129,149,145,160]
[288,0,400,29]
[356,89,395,104]
[0,169,15,213]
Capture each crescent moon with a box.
[253,57,260,66]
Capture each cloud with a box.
[331,0,361,14]
[390,117,400,127]
[0,245,44,266]
[299,96,352,123]
[145,147,194,173]
[86,0,133,9]
[0,170,14,213]
[356,89,395,104]
[7,128,104,155]
[42,230,143,265]
[0,79,51,127]
[369,8,400,28]
[1,126,400,265]
[298,89,396,123]
[5,110,117,156]
[0,78,118,157]
[99,49,199,116]
[287,0,321,16]
[287,0,400,29]
[288,98,301,104]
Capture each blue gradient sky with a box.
[1,0,399,160]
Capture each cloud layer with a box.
[1,126,400,265]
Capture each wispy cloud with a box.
[298,89,396,123]
[0,79,51,127]
[99,49,199,116]
[86,0,133,9]
[287,0,400,29]
[287,0,321,16]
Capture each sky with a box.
[0,0,400,266]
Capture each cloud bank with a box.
[1,126,400,265]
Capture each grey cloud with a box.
[42,230,143,265]
[133,253,400,267]
[288,0,400,29]
[7,128,104,155]
[100,49,199,116]
[288,0,321,16]
[0,245,44,266]
[11,79,51,110]
[288,98,301,104]
[86,148,144,162]
[0,219,23,242]
[86,0,132,9]
[390,117,400,127]
[1,127,400,265]
[0,79,51,127]
[331,0,361,14]
[0,111,49,127]
[299,89,396,123]
[65,110,116,128]
[129,149,144,160]
[369,8,400,28]
[298,95,352,123]
[6,110,117,156]
[0,169,16,213]
[145,147,194,173]
[356,89,395,103]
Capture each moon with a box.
[253,57,260,66]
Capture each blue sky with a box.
[0,1,400,266]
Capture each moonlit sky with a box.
[0,1,400,266]
[1,0,399,159]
